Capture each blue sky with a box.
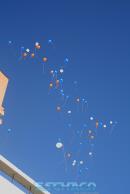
[0,0,130,194]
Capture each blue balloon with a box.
[60,78,64,83]
[48,39,53,44]
[8,41,12,44]
[8,129,11,132]
[64,58,69,63]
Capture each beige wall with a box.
[0,175,25,194]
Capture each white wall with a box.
[0,175,25,194]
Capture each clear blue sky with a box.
[0,0,130,194]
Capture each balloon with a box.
[88,130,92,134]
[76,98,80,102]
[35,42,39,46]
[60,69,64,73]
[67,110,71,114]
[74,81,78,85]
[60,78,64,83]
[50,70,54,74]
[89,152,93,156]
[72,160,76,166]
[26,48,30,53]
[21,46,24,50]
[0,118,3,125]
[35,42,41,49]
[96,121,99,128]
[56,80,60,88]
[31,53,35,58]
[56,80,60,84]
[90,135,95,140]
[56,142,63,149]
[49,83,53,88]
[8,128,11,132]
[37,45,41,49]
[68,123,72,128]
[66,153,71,158]
[64,58,69,63]
[55,70,58,74]
[56,106,61,112]
[80,161,84,165]
[23,52,27,57]
[43,57,48,62]
[48,39,52,44]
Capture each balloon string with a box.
[43,63,45,74]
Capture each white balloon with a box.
[35,42,39,46]
[89,152,93,156]
[56,142,63,149]
[80,161,84,165]
[67,110,72,114]
[60,69,64,73]
[72,160,76,166]
[0,118,3,125]
[26,48,30,53]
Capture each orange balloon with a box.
[43,57,48,62]
[37,45,41,49]
[56,80,60,84]
[35,45,41,49]
[23,52,27,57]
[96,121,99,128]
[56,80,60,88]
[31,53,35,58]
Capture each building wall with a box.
[0,175,25,194]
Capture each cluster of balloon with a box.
[2,39,117,179]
